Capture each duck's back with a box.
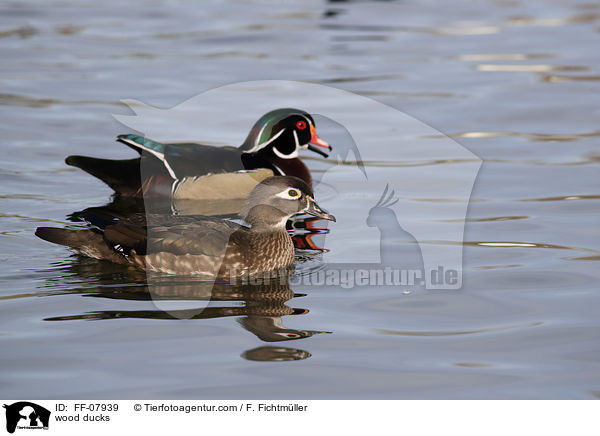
[161,143,246,177]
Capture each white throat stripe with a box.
[245,128,285,153]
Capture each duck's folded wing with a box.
[103,218,241,258]
[117,134,248,180]
[162,143,246,178]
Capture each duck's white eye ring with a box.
[275,188,302,199]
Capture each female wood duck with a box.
[66,108,331,200]
[35,176,335,278]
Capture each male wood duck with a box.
[35,176,335,278]
[66,108,331,200]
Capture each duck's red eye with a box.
[296,121,307,130]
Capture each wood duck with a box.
[66,108,331,200]
[35,176,335,278]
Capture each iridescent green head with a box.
[240,108,331,159]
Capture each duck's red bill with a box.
[309,125,332,157]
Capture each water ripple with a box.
[425,240,590,251]
[457,53,555,61]
[506,13,600,26]
[0,26,36,38]
[430,129,600,142]
[518,194,600,202]
[376,321,543,337]
[542,74,600,82]
[475,64,588,72]
[0,93,124,108]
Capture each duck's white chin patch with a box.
[273,147,299,159]
[271,130,301,159]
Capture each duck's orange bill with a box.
[310,125,331,150]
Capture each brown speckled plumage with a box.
[36,176,335,278]
[128,225,294,278]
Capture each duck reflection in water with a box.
[41,257,330,362]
